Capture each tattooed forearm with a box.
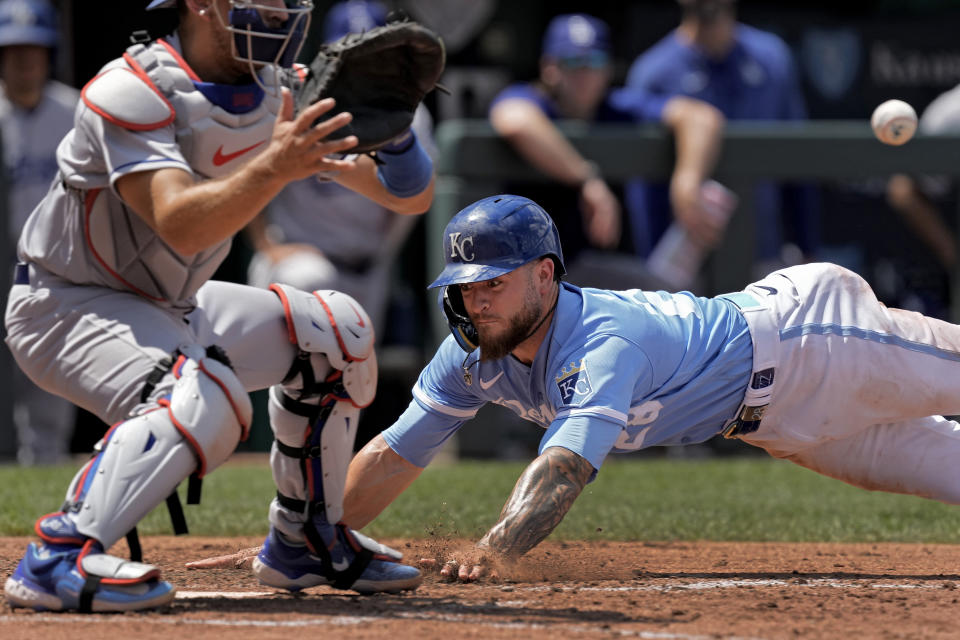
[478,446,594,558]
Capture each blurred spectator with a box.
[885,84,960,274]
[620,0,820,283]
[489,13,726,291]
[0,0,79,465]
[245,0,436,339]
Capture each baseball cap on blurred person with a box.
[322,0,387,43]
[0,0,58,48]
[541,13,611,69]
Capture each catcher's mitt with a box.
[296,20,445,153]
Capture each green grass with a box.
[3,456,960,543]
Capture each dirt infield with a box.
[2,535,959,639]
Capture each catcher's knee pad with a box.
[270,284,378,407]
[42,346,252,550]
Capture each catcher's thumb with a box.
[278,87,295,122]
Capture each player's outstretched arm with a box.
[442,446,594,582]
[343,434,424,529]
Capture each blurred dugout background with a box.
[4,0,960,460]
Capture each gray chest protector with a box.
[80,36,285,304]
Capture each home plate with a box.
[177,590,276,599]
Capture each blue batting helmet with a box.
[429,194,565,352]
[0,0,57,48]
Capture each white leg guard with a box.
[269,389,361,540]
[266,286,378,540]
[38,346,252,550]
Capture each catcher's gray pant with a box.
[733,263,960,504]
[5,266,293,423]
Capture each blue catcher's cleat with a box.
[4,541,176,612]
[252,525,422,594]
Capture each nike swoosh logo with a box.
[755,285,778,296]
[479,371,504,390]
[332,558,350,571]
[212,140,265,166]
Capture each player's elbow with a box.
[163,232,207,256]
[490,100,542,139]
[662,96,726,131]
[154,219,212,256]
[886,173,920,210]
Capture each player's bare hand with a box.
[259,88,359,182]
[579,177,621,249]
[435,550,501,583]
[440,559,488,582]
[185,545,262,570]
[670,170,724,249]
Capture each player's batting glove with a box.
[295,20,446,154]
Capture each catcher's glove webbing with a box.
[296,20,445,153]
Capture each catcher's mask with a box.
[147,0,311,69]
[428,195,566,353]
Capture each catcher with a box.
[4,0,442,613]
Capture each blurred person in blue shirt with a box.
[488,13,726,291]
[618,0,819,277]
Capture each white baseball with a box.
[871,99,917,146]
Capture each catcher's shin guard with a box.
[37,346,252,552]
[268,286,377,529]
[262,286,410,591]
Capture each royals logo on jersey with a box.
[555,359,592,405]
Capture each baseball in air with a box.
[871,99,917,146]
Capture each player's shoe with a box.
[4,541,176,613]
[252,524,422,594]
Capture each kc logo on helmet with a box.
[448,232,475,262]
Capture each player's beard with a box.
[476,277,543,362]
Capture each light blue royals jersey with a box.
[383,282,754,473]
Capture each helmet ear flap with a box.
[440,286,479,353]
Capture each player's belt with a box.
[717,290,779,439]
[13,262,29,285]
